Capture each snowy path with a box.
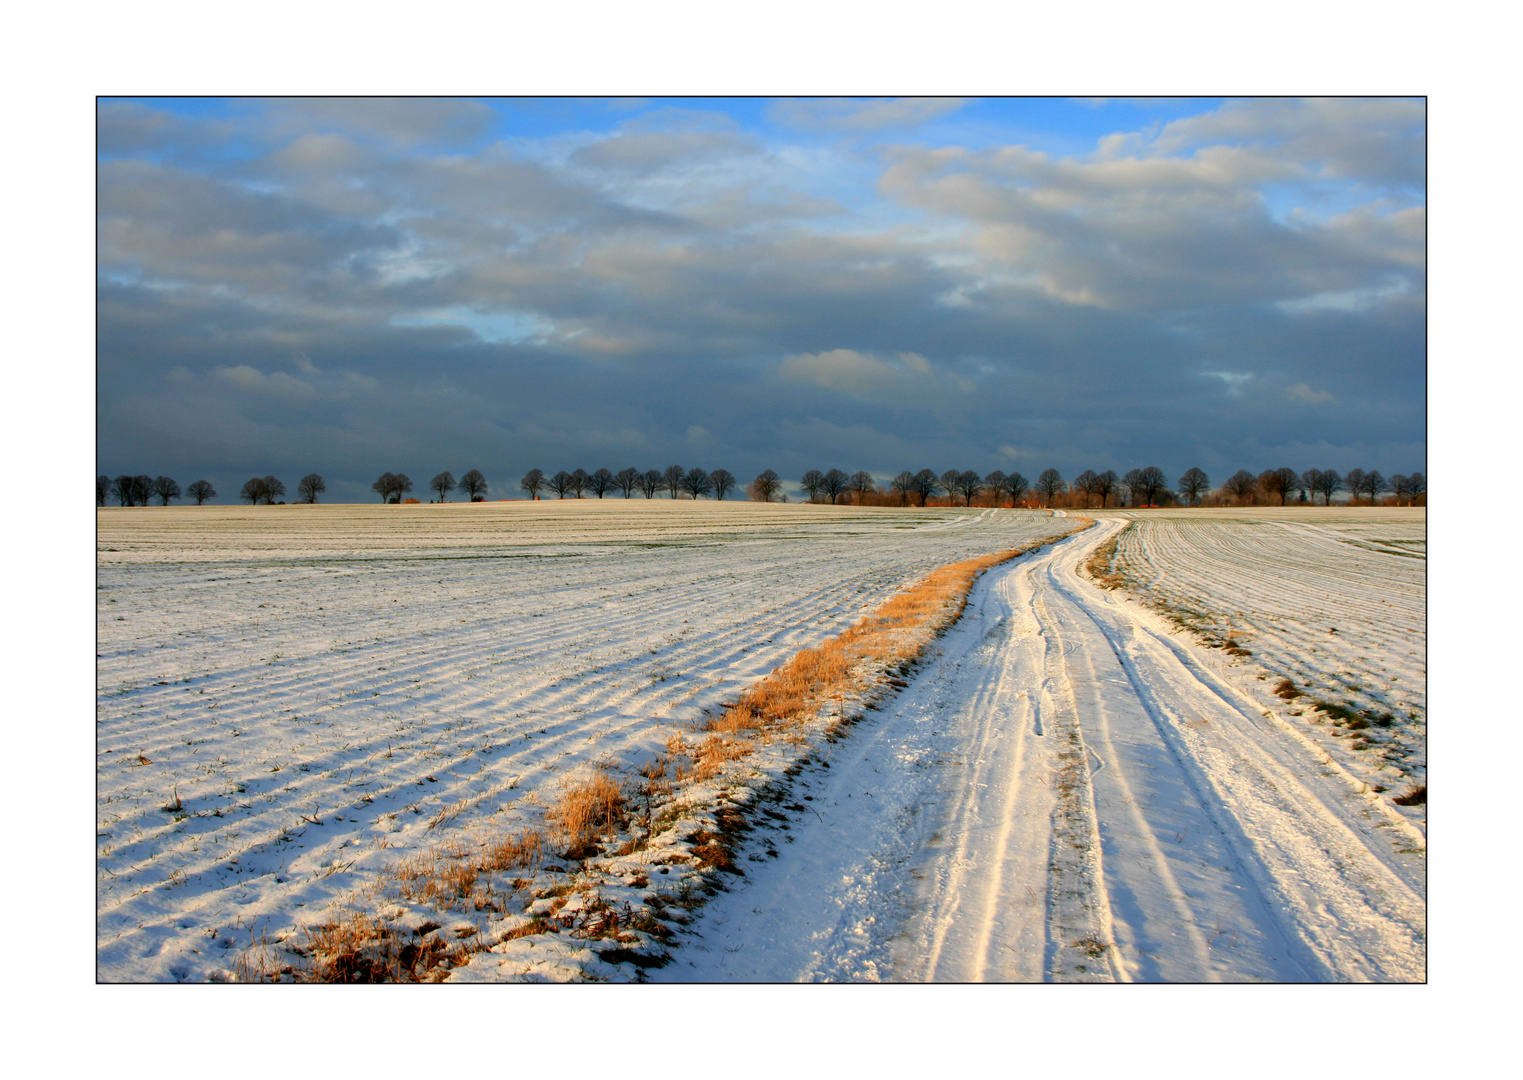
[655,520,1425,982]
[96,502,1071,981]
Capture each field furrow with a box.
[1097,508,1425,814]
[97,501,1071,982]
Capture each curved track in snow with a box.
[658,519,1425,982]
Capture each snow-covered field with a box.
[1093,507,1425,813]
[657,512,1425,982]
[96,501,1072,982]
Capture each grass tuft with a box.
[547,769,627,859]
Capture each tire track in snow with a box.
[1042,522,1424,980]
[97,503,1072,981]
[657,516,1424,982]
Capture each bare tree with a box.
[890,471,915,506]
[1304,468,1342,506]
[849,470,875,504]
[710,469,737,500]
[1300,468,1324,504]
[663,465,685,499]
[241,477,269,505]
[1389,474,1410,505]
[1177,467,1210,507]
[1119,469,1141,507]
[1257,467,1295,506]
[821,468,850,505]
[297,473,327,503]
[641,469,663,499]
[187,480,216,505]
[1408,471,1425,503]
[589,468,615,498]
[912,469,940,507]
[97,475,110,506]
[615,467,640,498]
[1343,469,1367,505]
[679,467,712,499]
[1356,469,1388,505]
[1089,469,1115,508]
[1006,471,1032,507]
[748,469,782,502]
[390,474,410,504]
[153,476,181,506]
[981,470,1008,507]
[460,469,488,501]
[373,472,398,502]
[111,475,134,506]
[132,475,155,506]
[799,470,825,503]
[1222,470,1258,505]
[520,469,545,500]
[955,470,981,506]
[1133,466,1168,507]
[940,470,963,505]
[1073,469,1099,509]
[1036,468,1065,508]
[431,471,457,502]
[549,471,573,499]
[1275,467,1299,504]
[568,469,589,498]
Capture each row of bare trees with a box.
[101,463,1426,509]
[518,466,740,501]
[369,470,487,503]
[794,463,1425,509]
[1217,468,1425,507]
[99,474,216,506]
[98,473,333,506]
[242,474,328,504]
[1024,466,1425,508]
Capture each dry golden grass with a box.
[547,769,627,858]
[1082,522,1126,590]
[481,828,544,873]
[689,527,1089,760]
[287,518,1089,982]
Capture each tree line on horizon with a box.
[97,463,1426,509]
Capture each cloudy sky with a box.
[97,97,1425,502]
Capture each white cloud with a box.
[213,364,316,402]
[999,444,1038,461]
[778,348,956,404]
[1286,383,1335,404]
[1276,276,1414,316]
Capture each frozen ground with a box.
[1097,507,1425,808]
[656,511,1425,982]
[95,501,1071,982]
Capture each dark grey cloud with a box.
[97,101,234,159]
[569,129,761,175]
[97,98,1425,502]
[262,97,501,150]
[770,97,970,132]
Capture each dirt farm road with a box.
[654,519,1426,982]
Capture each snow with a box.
[1099,506,1426,815]
[96,503,1425,983]
[654,511,1425,982]
[96,500,1071,981]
